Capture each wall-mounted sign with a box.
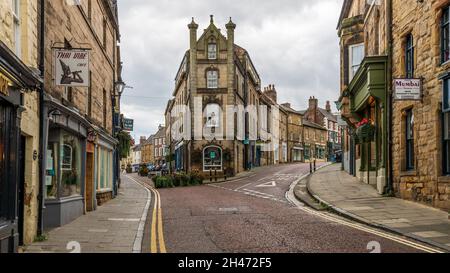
[54,49,90,87]
[123,118,134,131]
[394,79,422,100]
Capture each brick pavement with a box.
[24,175,150,253]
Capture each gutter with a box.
[386,0,394,194]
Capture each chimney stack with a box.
[326,101,331,113]
[140,136,146,144]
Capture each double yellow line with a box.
[149,186,166,253]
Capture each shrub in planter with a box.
[155,176,174,188]
[179,173,190,187]
[171,173,181,187]
[126,164,132,173]
[189,171,205,185]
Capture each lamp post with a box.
[112,79,130,193]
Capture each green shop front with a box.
[345,56,388,194]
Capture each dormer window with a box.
[208,43,217,59]
[207,70,218,89]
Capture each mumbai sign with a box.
[54,49,90,87]
[123,118,134,131]
[394,79,421,100]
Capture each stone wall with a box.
[0,0,41,245]
[392,0,450,211]
[44,0,117,133]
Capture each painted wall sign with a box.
[123,118,134,131]
[54,49,90,87]
[394,79,422,100]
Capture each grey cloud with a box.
[118,0,342,139]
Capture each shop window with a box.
[405,109,414,171]
[405,34,414,78]
[349,43,364,81]
[0,103,14,219]
[97,147,112,190]
[207,70,218,89]
[208,43,217,59]
[61,132,81,197]
[203,146,222,171]
[443,111,450,175]
[441,6,450,63]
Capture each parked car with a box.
[132,164,140,173]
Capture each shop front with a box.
[42,96,88,228]
[95,130,116,206]
[344,56,388,194]
[0,42,41,252]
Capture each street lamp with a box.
[115,79,126,96]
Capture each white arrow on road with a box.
[256,181,277,188]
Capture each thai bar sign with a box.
[54,49,90,87]
[394,79,422,100]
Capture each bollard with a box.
[214,168,217,182]
[310,161,312,174]
[314,159,316,172]
[210,169,212,182]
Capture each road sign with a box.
[123,118,134,131]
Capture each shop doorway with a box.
[18,135,25,246]
[85,144,95,212]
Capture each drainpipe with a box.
[386,0,394,195]
[37,0,45,236]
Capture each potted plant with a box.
[62,170,78,196]
[356,118,375,143]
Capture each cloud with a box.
[117,0,341,139]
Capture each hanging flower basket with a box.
[356,118,375,143]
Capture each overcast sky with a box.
[117,0,342,141]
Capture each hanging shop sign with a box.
[54,49,90,87]
[123,118,134,131]
[394,79,422,100]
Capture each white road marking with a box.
[125,175,152,253]
[285,175,445,253]
[256,181,277,188]
[108,218,140,222]
[235,182,253,191]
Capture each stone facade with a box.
[391,0,450,210]
[166,16,263,176]
[0,0,40,247]
[40,0,121,229]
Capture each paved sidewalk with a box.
[24,175,150,253]
[299,164,450,252]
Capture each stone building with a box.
[40,0,121,227]
[391,0,450,210]
[152,125,166,166]
[302,120,328,162]
[0,0,42,252]
[166,16,263,177]
[280,103,304,162]
[141,134,154,164]
[337,0,390,194]
[303,97,341,161]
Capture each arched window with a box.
[203,146,222,171]
[207,70,218,89]
[208,43,217,59]
[205,103,220,128]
